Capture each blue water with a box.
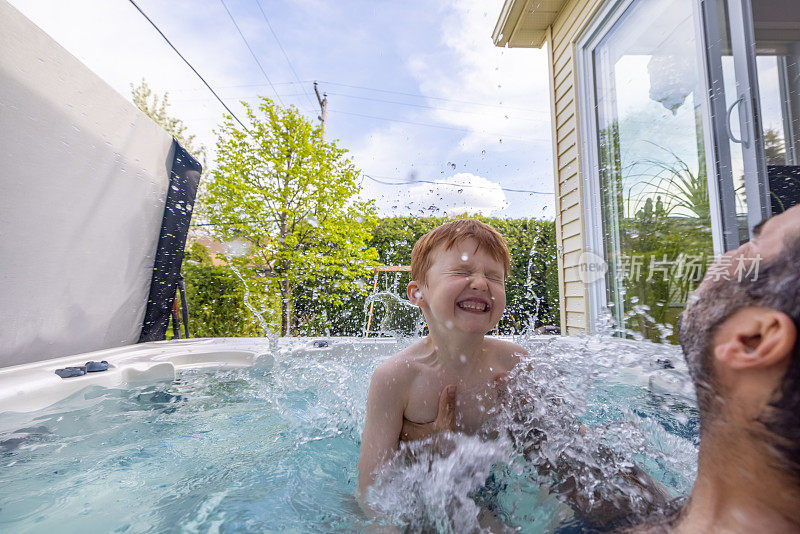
[0,337,698,533]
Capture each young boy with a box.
[357,219,526,499]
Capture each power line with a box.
[127,0,250,133]
[325,91,544,120]
[170,92,310,103]
[362,174,553,195]
[219,0,285,107]
[169,80,543,114]
[317,80,543,113]
[254,0,317,112]
[328,109,548,142]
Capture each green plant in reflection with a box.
[599,119,713,343]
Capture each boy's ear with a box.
[714,307,797,371]
[407,281,424,306]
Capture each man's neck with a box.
[676,432,800,533]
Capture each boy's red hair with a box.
[410,219,511,285]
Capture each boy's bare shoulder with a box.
[484,337,528,372]
[369,342,426,392]
[486,337,528,359]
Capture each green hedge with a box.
[178,217,560,337]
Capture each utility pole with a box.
[313,81,327,139]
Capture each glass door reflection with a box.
[592,0,714,342]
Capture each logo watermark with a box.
[576,251,608,284]
[572,251,762,285]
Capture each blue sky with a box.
[10,0,555,219]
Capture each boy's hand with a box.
[427,384,457,457]
[433,384,456,432]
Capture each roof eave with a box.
[493,0,568,49]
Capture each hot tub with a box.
[0,335,698,532]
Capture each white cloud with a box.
[405,0,552,152]
[10,0,557,220]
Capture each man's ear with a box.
[714,307,797,370]
[407,280,424,306]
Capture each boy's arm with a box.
[357,362,407,501]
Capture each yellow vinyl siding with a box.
[562,232,584,253]
[546,0,606,333]
[555,100,576,129]
[566,311,586,328]
[560,188,581,211]
[564,281,586,297]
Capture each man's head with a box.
[679,205,800,479]
[407,219,511,335]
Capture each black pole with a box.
[178,273,190,338]
[171,304,181,339]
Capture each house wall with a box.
[545,0,605,333]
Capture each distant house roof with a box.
[492,0,569,48]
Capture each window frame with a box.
[574,0,722,331]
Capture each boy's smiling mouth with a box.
[456,297,491,313]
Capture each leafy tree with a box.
[764,127,786,165]
[202,97,378,335]
[130,79,206,166]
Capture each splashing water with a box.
[369,433,515,533]
[519,232,543,340]
[362,335,697,532]
[363,291,425,337]
[224,253,273,337]
[0,336,697,533]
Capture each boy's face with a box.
[408,237,506,336]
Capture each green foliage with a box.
[182,217,560,337]
[599,118,713,343]
[178,244,269,337]
[325,216,560,335]
[130,79,206,166]
[201,97,378,335]
[764,127,786,165]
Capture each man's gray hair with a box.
[679,232,800,478]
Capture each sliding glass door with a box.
[580,0,714,342]
[701,0,800,247]
[579,0,800,341]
